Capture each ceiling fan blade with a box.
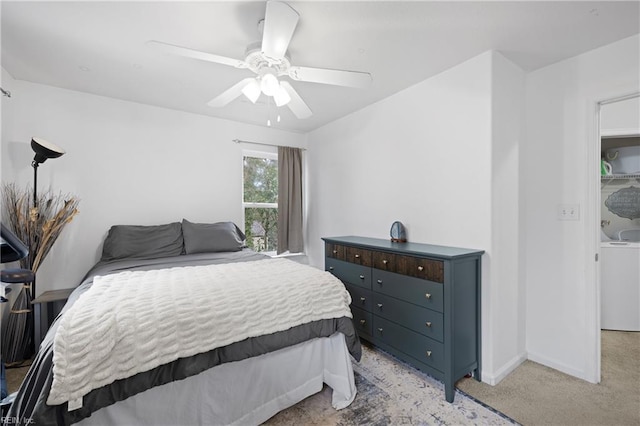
[146,40,247,69]
[280,81,312,119]
[288,66,372,89]
[261,1,299,61]
[207,78,256,107]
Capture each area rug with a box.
[266,342,517,425]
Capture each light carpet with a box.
[266,342,516,425]
[456,330,640,426]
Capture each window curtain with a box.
[277,146,303,254]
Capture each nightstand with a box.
[31,288,74,349]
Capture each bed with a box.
[6,220,361,425]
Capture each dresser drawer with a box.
[327,244,373,267]
[373,269,443,312]
[344,246,373,267]
[345,283,373,312]
[396,255,444,283]
[325,242,346,261]
[326,258,372,289]
[351,306,373,337]
[372,251,396,272]
[373,316,444,371]
[372,293,444,342]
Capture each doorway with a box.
[595,93,640,382]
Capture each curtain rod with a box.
[232,139,306,151]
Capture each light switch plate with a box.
[558,204,580,220]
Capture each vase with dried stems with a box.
[1,182,79,364]
[2,183,79,273]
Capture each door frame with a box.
[586,91,639,382]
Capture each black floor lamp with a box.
[29,137,65,299]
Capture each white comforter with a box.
[48,258,353,408]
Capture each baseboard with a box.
[526,351,593,382]
[481,353,527,385]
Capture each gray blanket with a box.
[6,250,361,426]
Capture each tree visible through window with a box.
[243,154,278,253]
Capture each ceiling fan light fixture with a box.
[155,0,370,120]
[260,72,280,96]
[241,79,261,103]
[273,83,291,107]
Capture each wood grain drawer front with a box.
[373,316,444,372]
[373,269,444,313]
[345,283,373,312]
[372,293,444,342]
[345,246,373,267]
[372,251,396,272]
[326,243,346,261]
[351,306,373,337]
[396,255,444,283]
[326,258,372,289]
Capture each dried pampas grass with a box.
[2,183,79,272]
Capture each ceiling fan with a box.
[147,1,372,119]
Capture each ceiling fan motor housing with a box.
[244,41,291,76]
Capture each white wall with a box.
[306,52,493,264]
[1,71,306,295]
[524,34,640,382]
[306,51,526,384]
[489,53,526,381]
[1,69,16,182]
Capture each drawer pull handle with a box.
[377,279,383,284]
[382,259,388,264]
[426,350,432,357]
[332,250,338,254]
[360,297,366,303]
[425,293,432,300]
[377,328,383,333]
[377,303,383,309]
[360,319,366,325]
[425,321,432,327]
[355,254,360,258]
[359,274,365,280]
[418,266,424,271]
[329,267,334,271]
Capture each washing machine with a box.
[601,241,640,331]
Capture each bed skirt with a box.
[76,332,356,426]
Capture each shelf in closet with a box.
[601,174,640,189]
[601,174,640,180]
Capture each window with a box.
[243,152,278,253]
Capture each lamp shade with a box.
[260,73,279,96]
[31,137,65,164]
[273,84,291,107]
[241,79,261,104]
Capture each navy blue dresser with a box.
[322,236,483,402]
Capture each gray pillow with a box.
[182,220,246,254]
[101,222,184,261]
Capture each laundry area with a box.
[600,96,640,332]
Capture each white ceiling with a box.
[2,1,639,133]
